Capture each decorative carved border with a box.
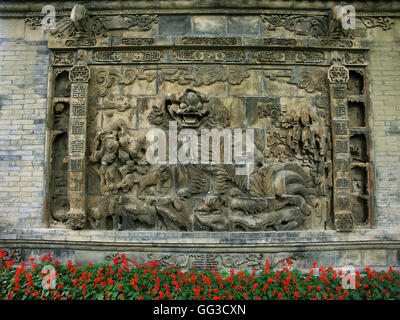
[328,55,353,232]
[66,50,90,230]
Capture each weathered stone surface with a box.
[159,15,191,36]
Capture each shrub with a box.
[1,249,399,300]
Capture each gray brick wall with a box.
[0,34,49,228]
[368,20,400,228]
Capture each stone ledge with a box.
[1,227,400,248]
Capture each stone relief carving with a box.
[105,252,307,271]
[41,4,158,39]
[344,52,367,65]
[360,17,394,30]
[92,51,162,63]
[24,16,43,29]
[254,50,325,64]
[69,65,90,83]
[261,12,394,40]
[180,37,239,45]
[52,52,74,66]
[44,6,373,232]
[263,66,328,94]
[261,14,329,38]
[264,38,297,46]
[328,58,350,84]
[158,66,250,87]
[84,87,331,231]
[174,50,246,63]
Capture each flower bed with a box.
[1,249,400,300]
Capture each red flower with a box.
[313,261,317,268]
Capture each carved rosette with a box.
[69,65,90,83]
[67,51,90,230]
[334,212,354,232]
[328,55,353,232]
[328,60,349,84]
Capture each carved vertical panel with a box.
[66,51,90,229]
[328,55,353,231]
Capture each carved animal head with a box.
[166,89,210,127]
[70,4,89,32]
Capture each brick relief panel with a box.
[43,5,374,232]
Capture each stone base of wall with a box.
[1,228,399,271]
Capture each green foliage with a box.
[1,250,400,300]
